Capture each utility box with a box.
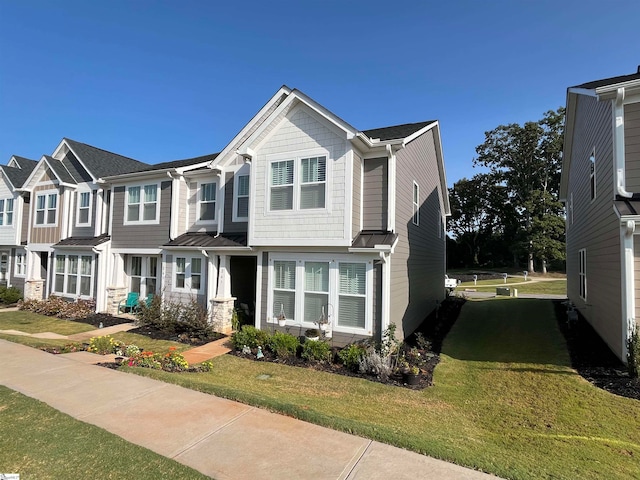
[496,287,511,296]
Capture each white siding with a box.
[0,175,18,246]
[251,104,349,245]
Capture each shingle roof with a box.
[64,138,150,178]
[11,156,38,170]
[572,69,640,90]
[361,121,435,142]
[2,157,38,188]
[137,153,219,173]
[54,234,110,247]
[351,230,398,249]
[164,232,247,249]
[43,155,76,185]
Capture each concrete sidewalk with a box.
[0,339,498,480]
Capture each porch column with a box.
[211,254,235,335]
[206,253,218,309]
[106,253,127,315]
[24,250,45,300]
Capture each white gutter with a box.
[216,167,225,235]
[615,87,633,198]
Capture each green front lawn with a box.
[127,298,639,480]
[0,311,95,335]
[0,385,209,479]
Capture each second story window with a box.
[413,182,420,226]
[77,191,91,226]
[35,192,57,226]
[0,198,14,226]
[269,153,328,212]
[589,150,596,201]
[235,174,250,220]
[126,184,159,224]
[270,160,294,210]
[197,182,216,222]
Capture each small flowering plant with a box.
[126,347,190,372]
[88,335,118,355]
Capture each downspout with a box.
[621,220,636,362]
[379,251,391,336]
[615,87,632,198]
[167,171,182,240]
[94,188,104,237]
[386,144,397,232]
[216,167,224,236]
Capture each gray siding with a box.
[20,196,30,244]
[352,151,362,238]
[565,95,622,358]
[70,190,97,238]
[111,181,172,248]
[390,130,446,340]
[224,171,248,233]
[362,157,388,230]
[624,102,640,191]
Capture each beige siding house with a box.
[560,68,640,361]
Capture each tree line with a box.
[447,107,565,273]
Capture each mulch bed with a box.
[554,300,639,401]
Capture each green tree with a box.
[473,108,565,273]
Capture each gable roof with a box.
[10,156,38,170]
[361,121,436,142]
[63,138,150,179]
[43,155,77,185]
[1,156,38,188]
[572,70,640,90]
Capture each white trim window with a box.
[197,182,217,223]
[273,260,296,320]
[413,181,420,226]
[76,191,92,226]
[35,191,57,226]
[54,254,93,298]
[174,256,203,292]
[589,149,596,201]
[270,160,294,211]
[125,184,159,224]
[579,249,587,301]
[129,255,159,296]
[268,254,372,334]
[0,198,14,226]
[14,250,26,277]
[268,152,328,212]
[234,174,250,221]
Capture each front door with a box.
[230,256,257,326]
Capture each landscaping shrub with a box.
[0,286,22,304]
[267,331,300,359]
[137,296,216,340]
[126,347,189,372]
[301,339,331,362]
[338,343,367,371]
[18,296,95,320]
[136,294,163,329]
[359,350,393,381]
[88,335,118,355]
[231,325,271,350]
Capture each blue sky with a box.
[0,0,638,186]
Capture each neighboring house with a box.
[560,67,640,362]
[18,138,149,309]
[0,156,38,293]
[101,154,217,314]
[167,86,451,343]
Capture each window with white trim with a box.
[35,192,57,226]
[125,184,159,224]
[589,150,596,201]
[174,256,203,292]
[412,181,419,226]
[197,182,217,222]
[14,250,26,276]
[77,191,91,226]
[269,255,371,333]
[0,198,13,226]
[273,260,296,320]
[235,174,250,220]
[269,154,328,211]
[54,254,93,297]
[579,249,587,301]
